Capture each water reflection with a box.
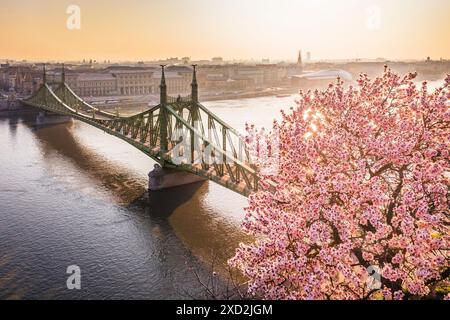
[27,118,249,260]
[30,121,146,205]
[0,114,248,299]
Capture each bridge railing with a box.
[167,94,192,104]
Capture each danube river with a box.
[0,94,297,299]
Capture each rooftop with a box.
[152,72,185,79]
[77,73,116,81]
[294,69,353,81]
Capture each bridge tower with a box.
[191,64,198,102]
[61,63,66,83]
[36,63,72,125]
[148,64,207,190]
[159,65,167,105]
[61,64,66,101]
[159,65,169,155]
[190,65,200,163]
[43,64,47,84]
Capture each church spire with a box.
[297,50,303,73]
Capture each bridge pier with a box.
[148,164,206,191]
[36,111,72,125]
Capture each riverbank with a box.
[0,100,31,115]
[199,87,298,102]
[85,87,299,113]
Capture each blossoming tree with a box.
[229,69,450,299]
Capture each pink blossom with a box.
[229,69,450,300]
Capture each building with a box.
[108,67,155,96]
[0,57,316,98]
[261,64,281,85]
[211,57,224,64]
[230,66,265,87]
[204,75,253,91]
[0,65,42,95]
[291,69,353,88]
[152,67,192,95]
[73,73,117,97]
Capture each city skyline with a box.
[1,0,449,62]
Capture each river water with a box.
[0,94,298,299]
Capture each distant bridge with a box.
[22,65,264,196]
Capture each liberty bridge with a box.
[22,65,269,196]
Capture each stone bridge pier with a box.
[148,164,206,191]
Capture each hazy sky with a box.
[1,0,449,61]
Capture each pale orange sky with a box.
[1,0,449,62]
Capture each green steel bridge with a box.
[22,65,263,196]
